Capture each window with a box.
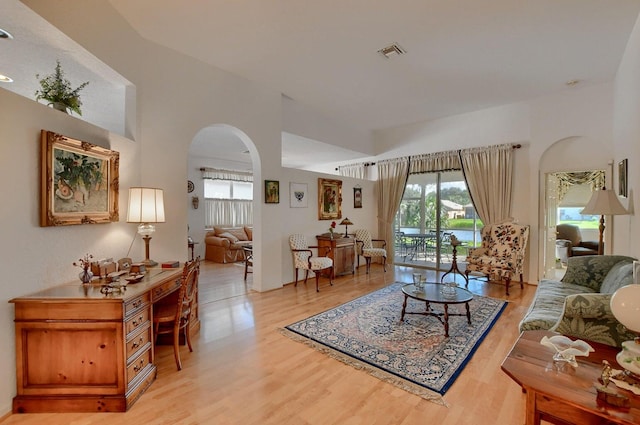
[204,180,252,200]
[203,179,253,227]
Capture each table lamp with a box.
[579,187,627,255]
[340,217,353,237]
[610,283,640,377]
[127,187,165,267]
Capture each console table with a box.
[501,330,640,425]
[316,235,355,278]
[9,267,198,413]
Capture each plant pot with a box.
[51,102,68,113]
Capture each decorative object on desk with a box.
[353,187,362,208]
[328,221,336,239]
[129,262,146,274]
[282,282,507,404]
[339,217,353,237]
[580,187,628,255]
[191,196,199,209]
[618,158,628,198]
[124,274,145,284]
[73,253,94,283]
[40,130,120,227]
[265,180,279,203]
[35,60,89,115]
[126,187,165,267]
[318,178,342,220]
[162,260,180,269]
[539,335,594,367]
[289,182,308,208]
[610,283,640,374]
[117,257,132,272]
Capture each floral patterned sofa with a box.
[519,255,637,347]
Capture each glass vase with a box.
[79,269,93,284]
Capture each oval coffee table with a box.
[400,283,473,337]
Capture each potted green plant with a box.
[35,60,89,115]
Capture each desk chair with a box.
[153,257,200,370]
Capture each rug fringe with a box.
[279,327,449,407]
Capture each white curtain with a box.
[409,150,461,174]
[205,199,253,227]
[376,157,410,263]
[201,168,253,182]
[338,163,368,179]
[459,144,515,225]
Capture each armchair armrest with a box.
[551,293,636,348]
[371,239,387,249]
[467,247,488,257]
[204,235,230,248]
[579,240,600,251]
[307,245,331,256]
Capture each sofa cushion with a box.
[561,255,635,291]
[214,226,249,241]
[218,232,239,243]
[519,279,596,332]
[600,261,634,293]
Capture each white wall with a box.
[613,13,640,257]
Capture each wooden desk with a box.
[9,268,197,413]
[316,235,355,278]
[501,330,640,425]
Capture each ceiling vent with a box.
[377,43,406,59]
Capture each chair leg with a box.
[505,277,511,296]
[294,269,299,286]
[173,325,182,371]
[185,322,193,353]
[357,254,360,268]
[304,270,309,284]
[315,272,320,292]
[519,273,524,289]
[329,267,333,286]
[382,256,387,272]
[365,257,371,274]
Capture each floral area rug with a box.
[281,282,507,405]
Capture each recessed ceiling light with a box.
[377,43,406,59]
[0,74,13,83]
[565,79,580,87]
[0,28,13,39]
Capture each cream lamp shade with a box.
[126,187,165,266]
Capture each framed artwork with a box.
[40,130,119,226]
[318,178,342,220]
[290,182,308,208]
[618,158,628,198]
[265,180,280,203]
[354,187,362,208]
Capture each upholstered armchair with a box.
[555,223,599,260]
[289,234,333,292]
[354,229,387,274]
[464,221,529,296]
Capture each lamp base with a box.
[142,259,158,268]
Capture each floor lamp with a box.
[579,187,627,255]
[127,187,165,267]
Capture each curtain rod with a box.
[335,162,375,171]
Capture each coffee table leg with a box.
[401,294,408,321]
[465,302,471,324]
[443,304,449,337]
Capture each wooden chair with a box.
[289,234,333,292]
[243,245,253,280]
[153,257,200,370]
[354,229,387,274]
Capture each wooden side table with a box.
[316,235,355,279]
[501,330,640,425]
[441,243,468,285]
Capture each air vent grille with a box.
[377,43,406,58]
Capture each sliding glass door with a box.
[394,171,481,270]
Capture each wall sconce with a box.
[192,196,199,209]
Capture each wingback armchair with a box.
[464,221,529,296]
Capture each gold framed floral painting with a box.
[318,178,342,220]
[40,130,119,226]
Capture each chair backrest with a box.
[289,234,311,268]
[482,222,529,262]
[354,229,373,252]
[556,223,582,245]
[176,257,200,327]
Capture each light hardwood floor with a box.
[1,261,538,425]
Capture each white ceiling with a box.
[3,0,640,169]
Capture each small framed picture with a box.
[353,187,362,208]
[618,158,628,198]
[290,182,308,208]
[265,180,279,204]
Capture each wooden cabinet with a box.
[316,235,355,278]
[10,268,187,413]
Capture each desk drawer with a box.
[125,293,150,317]
[127,348,152,384]
[126,325,151,360]
[152,277,182,302]
[125,308,150,336]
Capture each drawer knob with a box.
[133,358,145,372]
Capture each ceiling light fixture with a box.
[377,43,406,59]
[0,28,13,39]
[0,74,13,83]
